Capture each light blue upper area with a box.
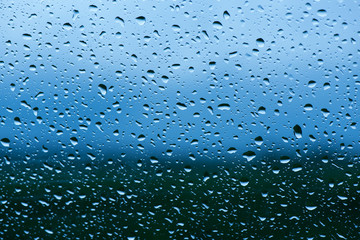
[0,0,359,160]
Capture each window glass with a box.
[1,1,359,239]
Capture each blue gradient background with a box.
[0,1,360,239]
[1,1,359,162]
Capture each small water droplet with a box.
[242,151,256,161]
[70,137,78,146]
[321,108,330,117]
[280,156,290,164]
[304,104,313,111]
[184,165,192,172]
[256,38,265,47]
[240,177,249,186]
[136,16,146,25]
[22,34,32,40]
[227,147,237,154]
[213,21,223,29]
[172,25,181,32]
[89,5,98,11]
[305,206,317,211]
[63,23,73,30]
[317,9,327,17]
[137,134,146,141]
[98,84,107,96]
[254,136,263,146]
[308,80,316,88]
[223,11,230,20]
[337,195,348,200]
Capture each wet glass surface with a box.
[0,1,359,239]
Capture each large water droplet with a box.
[0,138,10,147]
[242,151,256,161]
[293,124,302,139]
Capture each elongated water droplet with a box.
[176,102,187,110]
[293,124,302,139]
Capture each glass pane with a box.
[1,0,359,238]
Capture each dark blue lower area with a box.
[0,151,359,239]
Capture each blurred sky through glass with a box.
[1,1,359,159]
[1,1,360,239]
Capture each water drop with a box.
[240,177,249,186]
[176,102,187,110]
[223,11,230,20]
[98,84,107,96]
[1,138,10,147]
[63,23,73,30]
[137,134,146,141]
[14,117,21,125]
[293,124,302,139]
[22,33,32,40]
[258,106,266,114]
[317,9,327,17]
[217,103,230,110]
[280,156,290,164]
[184,165,192,172]
[321,108,330,117]
[89,5,98,11]
[308,80,316,88]
[256,38,265,47]
[70,137,78,146]
[254,136,263,146]
[337,195,348,200]
[242,151,256,161]
[305,206,317,211]
[172,25,181,32]
[213,21,223,29]
[227,147,237,154]
[304,104,313,111]
[115,17,125,27]
[136,16,146,25]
